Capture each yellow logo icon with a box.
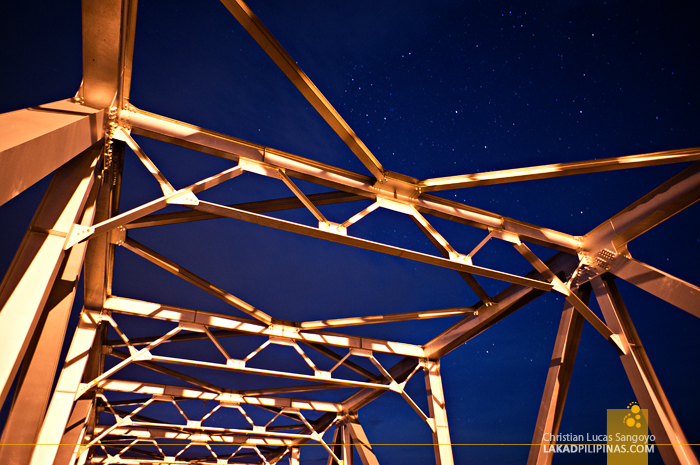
[623,403,643,429]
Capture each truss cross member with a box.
[592,276,699,465]
[410,214,492,305]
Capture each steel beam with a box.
[347,420,380,465]
[328,422,352,465]
[419,147,700,191]
[526,287,589,465]
[300,307,474,330]
[91,425,300,446]
[122,353,393,391]
[55,324,106,465]
[583,161,700,255]
[87,421,316,447]
[592,276,699,465]
[97,379,343,413]
[121,107,376,193]
[120,237,274,324]
[192,201,553,290]
[424,360,453,465]
[342,356,419,412]
[55,398,96,465]
[301,343,380,380]
[2,1,695,462]
[0,100,104,206]
[0,143,101,408]
[117,128,174,195]
[83,139,124,317]
[415,195,580,254]
[218,0,386,182]
[513,242,619,349]
[290,446,300,464]
[278,169,330,225]
[610,255,700,318]
[342,421,354,465]
[410,215,492,304]
[104,297,426,358]
[120,109,581,252]
[108,349,224,394]
[105,328,245,347]
[73,138,124,465]
[81,0,138,109]
[260,412,337,464]
[126,191,363,229]
[29,310,103,465]
[0,179,98,465]
[65,165,244,249]
[423,253,578,360]
[67,4,141,451]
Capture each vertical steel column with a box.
[0,143,101,408]
[592,276,699,465]
[83,139,124,310]
[424,359,453,465]
[526,286,589,465]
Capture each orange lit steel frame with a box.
[0,1,699,464]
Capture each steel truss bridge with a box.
[0,1,698,464]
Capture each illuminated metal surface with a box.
[0,1,698,464]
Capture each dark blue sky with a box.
[1,1,699,464]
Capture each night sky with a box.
[1,1,699,464]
